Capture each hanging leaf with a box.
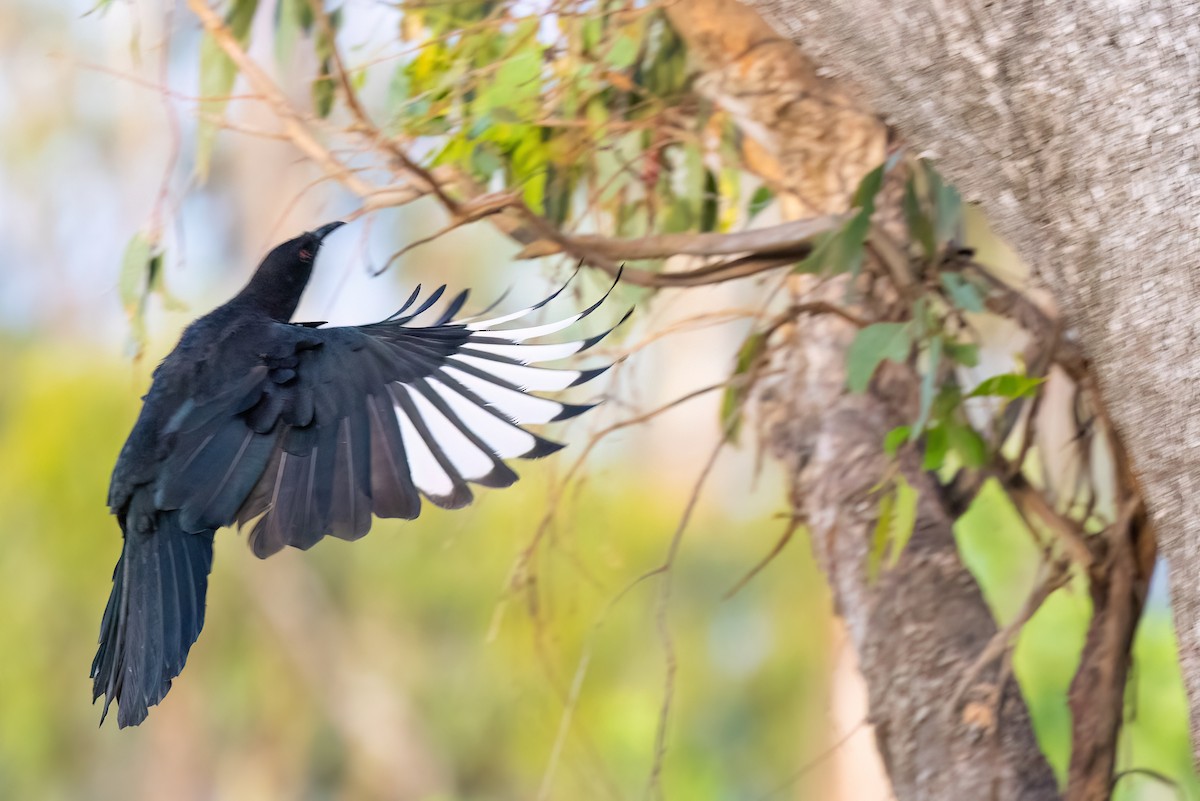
[699,169,719,233]
[845,322,912,393]
[884,426,911,457]
[311,9,343,119]
[796,160,888,276]
[947,422,988,467]
[940,273,985,312]
[273,0,305,64]
[118,232,152,320]
[118,232,167,358]
[313,59,336,118]
[720,331,768,443]
[944,340,980,367]
[911,335,942,438]
[852,161,887,212]
[926,160,963,244]
[606,34,639,69]
[968,373,1045,399]
[886,475,919,569]
[868,474,919,582]
[921,424,948,471]
[868,486,896,583]
[748,185,774,220]
[903,178,936,260]
[196,0,259,181]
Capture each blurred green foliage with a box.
[0,340,836,799]
[0,333,1193,799]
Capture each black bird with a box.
[92,221,625,727]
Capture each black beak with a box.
[310,221,345,242]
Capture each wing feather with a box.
[142,271,624,558]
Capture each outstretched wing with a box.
[151,272,628,557]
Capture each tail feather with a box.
[91,511,214,727]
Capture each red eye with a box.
[299,248,313,261]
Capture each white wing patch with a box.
[464,339,584,364]
[450,354,580,392]
[441,366,564,424]
[403,385,495,481]
[427,377,537,459]
[470,313,585,342]
[395,400,455,498]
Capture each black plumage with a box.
[92,221,625,727]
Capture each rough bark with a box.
[746,0,1200,751]
[667,3,1060,797]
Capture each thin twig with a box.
[187,0,381,199]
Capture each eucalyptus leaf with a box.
[886,475,919,568]
[968,373,1045,399]
[195,0,259,181]
[947,423,988,467]
[884,426,911,457]
[911,335,942,438]
[922,424,948,471]
[748,186,774,220]
[941,273,985,312]
[944,340,980,367]
[846,323,912,393]
[606,34,638,69]
[720,331,768,444]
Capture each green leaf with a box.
[884,426,911,457]
[720,331,768,443]
[886,475,919,569]
[700,169,719,233]
[912,335,942,437]
[947,422,988,467]
[926,161,963,243]
[968,373,1045,399]
[313,63,335,118]
[852,162,886,213]
[748,186,774,220]
[195,0,259,181]
[663,197,692,233]
[118,232,152,317]
[903,178,936,259]
[794,209,870,276]
[867,487,895,583]
[119,232,160,358]
[846,323,912,393]
[940,273,985,312]
[470,143,503,179]
[922,424,948,471]
[606,34,639,69]
[84,0,118,15]
[868,475,919,581]
[944,340,980,367]
[581,16,604,53]
[491,49,542,117]
[273,0,302,64]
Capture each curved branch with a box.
[539,215,845,260]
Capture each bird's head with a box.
[239,220,346,320]
[294,220,346,264]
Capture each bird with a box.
[92,221,626,727]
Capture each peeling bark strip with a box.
[745,0,1200,752]
[664,0,885,215]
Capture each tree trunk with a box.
[668,3,1061,797]
[764,309,1061,800]
[745,0,1200,753]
